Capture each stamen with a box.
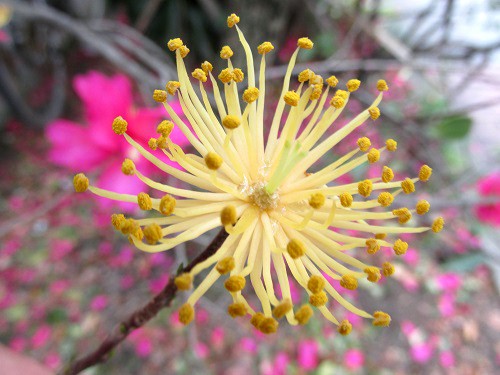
[340,275,358,290]
[112,116,128,135]
[401,178,415,194]
[175,273,193,290]
[287,239,306,259]
[178,303,194,325]
[73,173,89,192]
[432,217,444,233]
[297,37,314,49]
[137,192,153,210]
[294,305,313,325]
[386,139,397,151]
[153,90,167,103]
[228,302,247,317]
[393,239,408,255]
[372,311,391,327]
[419,165,433,181]
[338,320,352,335]
[357,137,371,152]
[416,200,430,215]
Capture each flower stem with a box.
[60,228,229,375]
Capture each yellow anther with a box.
[393,239,408,255]
[111,213,125,230]
[153,89,167,103]
[137,192,152,210]
[159,194,176,215]
[174,273,193,291]
[216,257,235,274]
[292,306,312,326]
[346,79,361,92]
[178,45,190,58]
[157,120,174,137]
[224,275,246,292]
[326,75,339,87]
[386,139,397,151]
[257,41,274,55]
[120,218,139,235]
[365,238,380,254]
[259,317,279,334]
[131,227,144,241]
[335,90,349,99]
[201,61,213,74]
[232,68,244,83]
[432,217,444,233]
[148,138,158,151]
[143,223,163,245]
[112,116,128,135]
[310,84,323,100]
[357,137,371,152]
[393,207,412,224]
[375,233,387,240]
[382,166,394,183]
[309,291,328,307]
[243,87,260,103]
[372,311,391,327]
[339,192,353,207]
[287,239,306,259]
[204,152,223,170]
[121,159,135,176]
[156,136,168,149]
[416,200,430,215]
[338,320,352,335]
[73,173,89,193]
[165,81,181,95]
[298,69,314,83]
[419,165,432,182]
[367,148,380,164]
[273,299,292,319]
[377,79,389,91]
[401,178,415,194]
[364,267,381,283]
[358,179,373,198]
[220,45,234,59]
[309,193,326,209]
[310,74,323,85]
[297,37,314,49]
[179,303,194,325]
[307,275,326,294]
[250,312,266,329]
[382,262,395,276]
[167,38,183,51]
[191,68,207,82]
[330,96,345,109]
[220,205,237,226]
[227,13,240,28]
[218,68,233,84]
[222,115,241,129]
[340,275,358,290]
[228,302,247,318]
[378,192,394,207]
[283,91,300,106]
[368,106,380,120]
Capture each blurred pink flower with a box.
[344,349,364,371]
[239,337,257,354]
[135,337,153,358]
[435,273,462,293]
[297,339,319,371]
[31,325,52,349]
[475,172,500,226]
[44,352,61,370]
[272,352,290,375]
[194,342,209,359]
[410,342,434,364]
[210,327,225,348]
[45,71,188,210]
[438,293,456,317]
[90,295,108,311]
[439,350,455,368]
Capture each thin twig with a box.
[60,228,229,375]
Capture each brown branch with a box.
[60,228,229,375]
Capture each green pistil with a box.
[265,140,307,194]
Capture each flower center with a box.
[248,182,280,211]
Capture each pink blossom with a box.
[195,308,209,324]
[149,275,168,294]
[438,293,456,317]
[475,172,500,226]
[135,337,153,358]
[210,327,225,348]
[346,311,364,328]
[239,337,257,354]
[9,337,27,352]
[297,339,319,371]
[90,295,108,311]
[120,275,135,290]
[435,273,462,293]
[403,248,420,267]
[439,350,455,368]
[194,342,209,359]
[49,239,74,261]
[401,320,417,337]
[31,325,52,349]
[271,352,290,375]
[344,349,364,371]
[44,352,62,370]
[49,280,71,295]
[45,71,188,211]
[410,342,434,364]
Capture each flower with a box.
[46,71,188,210]
[475,171,500,226]
[74,14,443,334]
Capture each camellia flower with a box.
[46,71,188,208]
[73,14,444,334]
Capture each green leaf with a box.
[442,253,485,272]
[47,308,68,324]
[434,115,472,139]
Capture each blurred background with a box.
[1,0,500,374]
